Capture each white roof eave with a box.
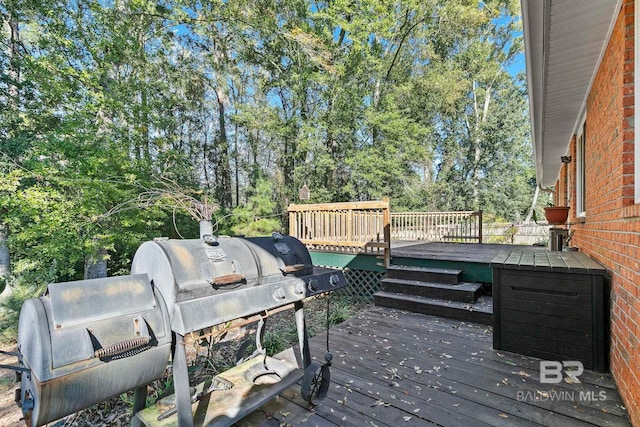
[521,0,622,188]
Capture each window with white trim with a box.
[576,122,586,216]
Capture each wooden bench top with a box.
[491,250,607,274]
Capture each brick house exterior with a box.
[522,0,640,424]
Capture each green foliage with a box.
[262,330,290,356]
[327,296,356,327]
[215,179,282,237]
[0,0,532,343]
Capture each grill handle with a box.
[212,273,245,286]
[94,336,150,359]
[93,315,152,359]
[282,264,305,274]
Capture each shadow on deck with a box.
[240,306,630,427]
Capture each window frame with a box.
[576,121,587,217]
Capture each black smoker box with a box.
[17,274,171,427]
[246,233,348,296]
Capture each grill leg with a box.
[294,301,311,369]
[130,386,147,427]
[173,333,194,427]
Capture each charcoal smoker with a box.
[5,274,172,427]
[4,223,347,427]
[129,223,347,426]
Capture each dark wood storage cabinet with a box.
[492,250,608,372]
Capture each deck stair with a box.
[374,265,492,325]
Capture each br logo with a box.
[540,361,584,384]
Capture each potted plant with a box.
[543,204,570,225]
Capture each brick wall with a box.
[560,1,640,424]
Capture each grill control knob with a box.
[294,282,305,295]
[307,279,318,293]
[273,286,286,300]
[329,274,340,287]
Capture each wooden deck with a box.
[238,306,630,427]
[391,241,546,264]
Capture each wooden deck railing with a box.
[288,202,482,266]
[390,210,483,243]
[288,199,391,266]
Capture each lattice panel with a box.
[333,268,385,303]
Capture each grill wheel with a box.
[301,360,330,405]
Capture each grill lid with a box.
[131,236,306,334]
[246,234,313,276]
[245,234,348,297]
[19,274,170,380]
[48,274,156,330]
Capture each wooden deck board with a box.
[239,307,630,427]
[391,242,545,264]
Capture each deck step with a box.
[387,265,462,284]
[380,278,483,303]
[373,291,492,325]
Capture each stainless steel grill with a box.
[9,225,347,427]
[130,235,307,335]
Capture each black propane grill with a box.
[247,233,348,296]
[5,222,348,427]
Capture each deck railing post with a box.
[477,210,483,244]
[382,197,391,267]
[289,210,296,238]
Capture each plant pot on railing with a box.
[544,206,570,225]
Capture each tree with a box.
[0,0,533,340]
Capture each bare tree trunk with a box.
[525,185,540,223]
[4,5,20,115]
[213,87,233,209]
[84,247,108,279]
[6,10,19,100]
[1,10,17,304]
[470,81,493,207]
[0,225,12,307]
[234,120,239,207]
